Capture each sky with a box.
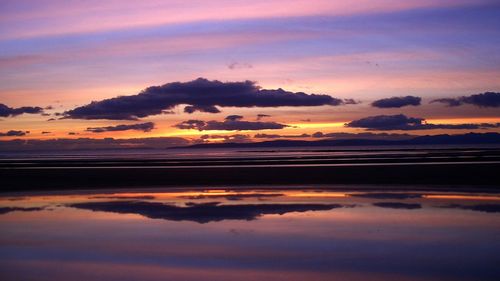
[1,0,500,146]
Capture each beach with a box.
[1,147,499,191]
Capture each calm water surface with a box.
[1,187,499,281]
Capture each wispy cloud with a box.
[1,0,480,39]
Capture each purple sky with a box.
[0,0,499,143]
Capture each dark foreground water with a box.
[1,187,500,280]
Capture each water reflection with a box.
[350,192,423,199]
[0,206,45,215]
[372,202,422,209]
[1,187,500,281]
[68,201,345,223]
[439,203,500,213]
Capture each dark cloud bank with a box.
[64,78,353,120]
[432,92,500,107]
[86,122,155,133]
[175,115,288,131]
[0,130,29,137]
[0,103,43,117]
[68,201,345,223]
[372,96,421,108]
[346,114,500,131]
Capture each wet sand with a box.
[1,148,499,191]
[1,162,499,192]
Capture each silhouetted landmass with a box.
[178,133,500,149]
[68,201,344,223]
[373,202,422,209]
[2,132,499,152]
[0,137,189,151]
[346,114,499,131]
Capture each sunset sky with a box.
[1,0,500,145]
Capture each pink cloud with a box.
[0,0,486,39]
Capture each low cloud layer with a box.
[64,78,350,120]
[311,132,414,140]
[199,134,251,143]
[0,130,29,137]
[346,114,500,131]
[372,96,421,108]
[0,103,43,117]
[254,133,310,139]
[431,92,500,107]
[175,116,288,131]
[86,122,155,133]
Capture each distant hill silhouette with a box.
[176,132,500,149]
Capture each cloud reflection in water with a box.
[68,200,346,223]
